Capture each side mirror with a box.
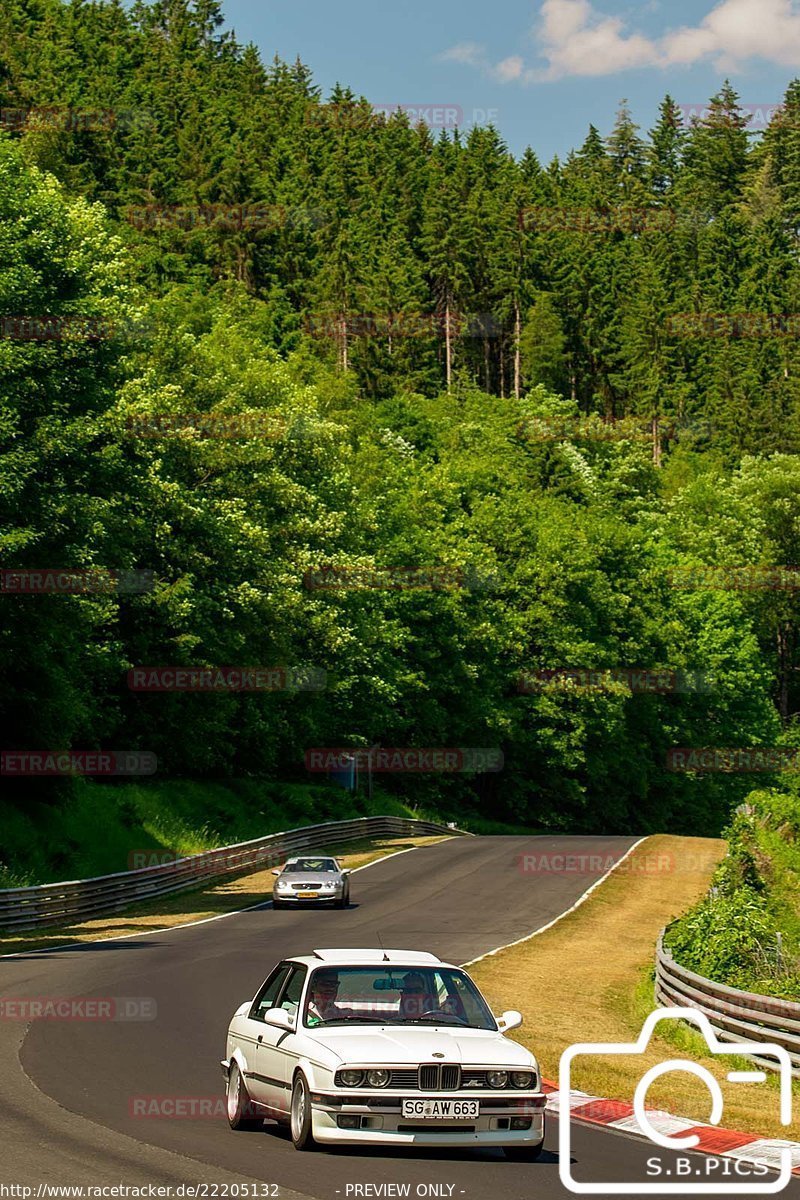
[271,869,280,876]
[497,1009,523,1033]
[235,1001,251,1017]
[341,869,351,877]
[263,1007,295,1032]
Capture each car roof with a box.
[285,948,453,969]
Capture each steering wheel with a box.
[418,1008,468,1025]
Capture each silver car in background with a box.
[272,856,351,909]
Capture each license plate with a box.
[401,1099,479,1120]
[297,891,318,898]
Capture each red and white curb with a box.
[542,1081,800,1175]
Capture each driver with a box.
[306,968,346,1025]
[398,971,432,1019]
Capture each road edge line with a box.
[462,835,648,966]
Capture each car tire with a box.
[272,898,284,909]
[290,1073,317,1151]
[504,1138,544,1161]
[226,1062,262,1130]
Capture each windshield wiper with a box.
[400,1016,470,1026]
[314,1017,388,1025]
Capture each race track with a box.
[2,835,795,1200]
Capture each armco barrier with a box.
[656,932,800,1076]
[0,815,466,932]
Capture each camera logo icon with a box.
[559,1007,793,1194]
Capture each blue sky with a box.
[218,0,800,161]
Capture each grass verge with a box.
[0,834,448,956]
[469,834,799,1142]
[0,778,438,886]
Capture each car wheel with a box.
[504,1138,544,1161]
[290,1073,317,1151]
[272,897,284,909]
[226,1062,262,1130]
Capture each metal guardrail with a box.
[656,932,800,1076]
[0,815,466,932]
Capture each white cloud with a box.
[443,0,800,83]
[663,0,800,69]
[438,41,487,67]
[494,55,526,82]
[535,0,661,78]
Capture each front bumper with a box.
[273,891,342,903]
[309,1091,546,1146]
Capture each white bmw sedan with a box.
[221,948,545,1158]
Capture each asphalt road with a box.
[2,835,796,1200]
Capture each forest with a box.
[1,0,799,847]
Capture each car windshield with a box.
[283,858,337,873]
[303,966,497,1030]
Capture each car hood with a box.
[308,1026,535,1068]
[276,872,341,884]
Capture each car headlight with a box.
[366,1069,390,1087]
[322,882,336,890]
[339,1070,364,1087]
[487,1070,509,1089]
[511,1071,534,1088]
[275,881,290,890]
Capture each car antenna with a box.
[377,932,390,962]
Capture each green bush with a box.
[0,778,432,885]
[666,790,800,998]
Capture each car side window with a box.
[250,964,291,1022]
[277,965,307,1019]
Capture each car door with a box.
[244,963,292,1105]
[254,964,308,1117]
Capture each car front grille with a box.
[336,1067,537,1091]
[386,1069,418,1088]
[418,1064,461,1091]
